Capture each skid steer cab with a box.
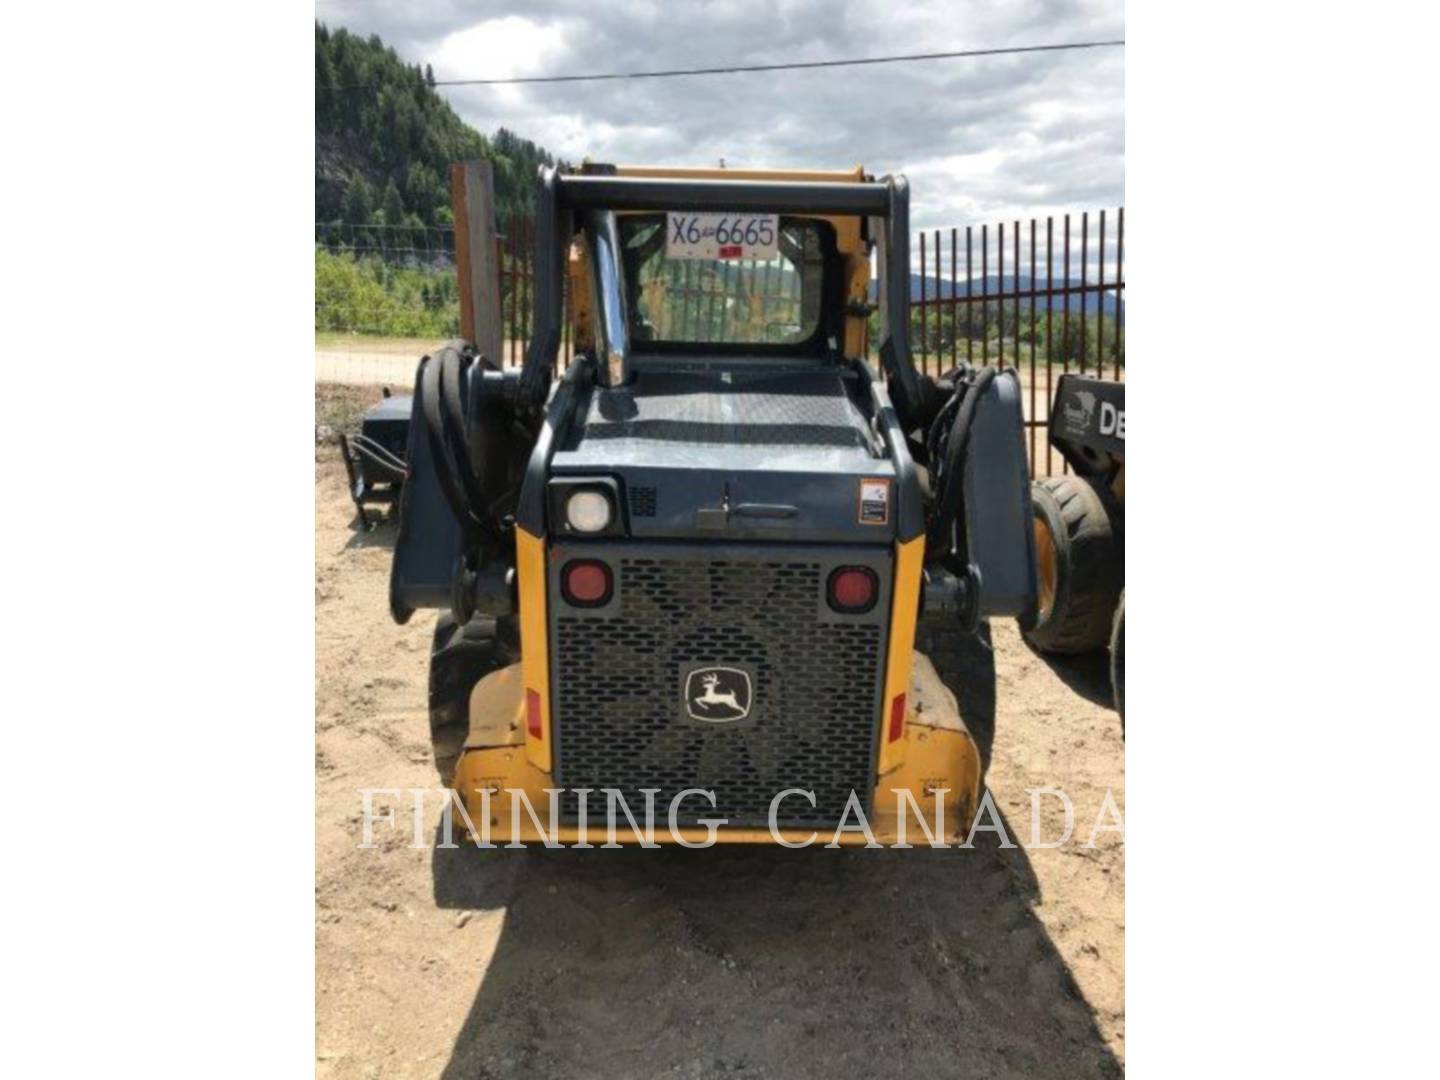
[389,164,1036,847]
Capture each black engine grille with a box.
[551,549,889,828]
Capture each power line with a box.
[428,40,1124,87]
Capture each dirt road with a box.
[314,340,548,387]
[315,416,1125,1078]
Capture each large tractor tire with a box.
[1023,475,1123,655]
[1111,591,1125,729]
[428,613,514,786]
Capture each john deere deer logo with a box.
[684,666,753,723]
[697,673,740,710]
[1062,390,1097,433]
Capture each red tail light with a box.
[526,688,542,738]
[562,559,612,606]
[887,692,907,743]
[828,566,878,613]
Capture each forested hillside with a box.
[315,21,561,227]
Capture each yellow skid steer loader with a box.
[389,165,1036,846]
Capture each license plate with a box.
[666,212,778,261]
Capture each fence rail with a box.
[315,207,1124,476]
[315,221,456,264]
[908,210,1124,474]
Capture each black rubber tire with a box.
[1110,591,1125,731]
[428,613,513,785]
[1023,475,1123,655]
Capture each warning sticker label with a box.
[858,478,891,525]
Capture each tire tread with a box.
[1024,475,1123,654]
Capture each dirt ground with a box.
[315,389,1125,1078]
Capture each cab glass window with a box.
[618,215,827,347]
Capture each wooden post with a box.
[450,164,474,344]
[449,160,503,363]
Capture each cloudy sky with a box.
[316,0,1123,241]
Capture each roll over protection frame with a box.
[516,167,933,432]
[517,167,570,407]
[556,175,891,215]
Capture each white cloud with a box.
[431,15,571,82]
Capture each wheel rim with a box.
[1034,516,1058,624]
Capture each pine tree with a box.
[381,180,405,227]
[425,63,435,87]
[340,175,373,225]
[316,44,337,129]
[405,163,440,223]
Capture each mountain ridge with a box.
[315,21,564,227]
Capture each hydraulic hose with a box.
[438,346,490,525]
[347,435,406,480]
[928,365,998,564]
[419,344,486,544]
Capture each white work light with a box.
[566,489,613,533]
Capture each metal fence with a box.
[315,221,457,266]
[909,209,1125,475]
[648,258,807,344]
[315,209,1124,475]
